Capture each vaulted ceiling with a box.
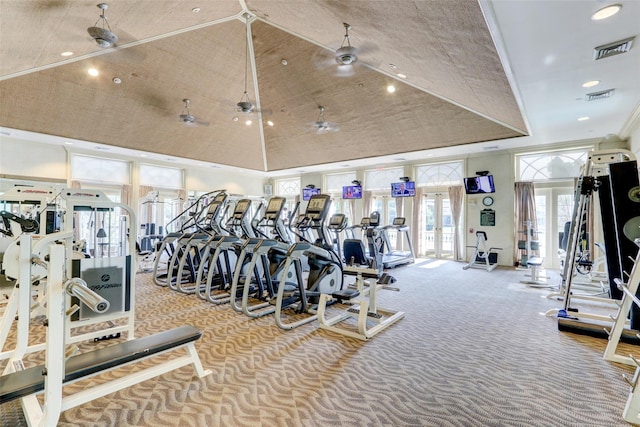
[1,1,638,173]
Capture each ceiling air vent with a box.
[593,36,635,60]
[586,88,615,101]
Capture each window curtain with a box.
[348,199,356,224]
[363,191,373,218]
[395,197,404,218]
[70,180,81,189]
[411,187,425,256]
[139,186,155,224]
[514,182,538,265]
[121,184,132,208]
[448,185,464,261]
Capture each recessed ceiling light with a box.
[245,120,252,126]
[387,85,396,93]
[61,51,74,57]
[267,120,274,126]
[281,59,288,65]
[591,4,622,20]
[389,64,397,69]
[578,116,590,121]
[396,73,407,79]
[112,77,122,84]
[582,80,600,88]
[232,116,239,122]
[88,68,99,76]
[192,7,201,13]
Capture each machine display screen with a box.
[234,200,250,216]
[307,197,326,212]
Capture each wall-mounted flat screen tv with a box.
[390,181,416,197]
[463,175,495,194]
[342,185,362,199]
[302,187,321,201]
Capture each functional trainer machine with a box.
[0,236,211,426]
[463,231,501,272]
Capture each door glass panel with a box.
[441,197,453,256]
[424,197,436,254]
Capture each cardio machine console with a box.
[232,199,252,219]
[264,196,286,221]
[393,217,405,226]
[305,194,331,225]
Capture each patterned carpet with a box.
[1,258,636,426]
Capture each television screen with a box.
[391,181,416,197]
[302,187,321,201]
[463,175,495,194]
[342,185,362,199]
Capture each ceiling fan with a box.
[336,22,358,66]
[314,23,376,77]
[236,13,260,114]
[311,106,339,134]
[179,99,210,127]
[87,3,118,48]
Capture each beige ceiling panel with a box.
[246,0,527,133]
[252,21,523,171]
[0,19,265,170]
[0,0,243,77]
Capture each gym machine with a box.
[273,194,345,330]
[380,217,415,268]
[463,231,501,272]
[0,235,210,426]
[545,150,640,340]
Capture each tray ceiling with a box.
[0,0,527,172]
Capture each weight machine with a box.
[0,235,210,426]
[463,231,501,272]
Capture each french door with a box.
[423,193,453,258]
[534,187,574,269]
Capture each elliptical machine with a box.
[273,194,345,330]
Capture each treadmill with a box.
[380,217,415,268]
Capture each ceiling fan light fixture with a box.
[336,46,358,65]
[336,23,358,65]
[87,3,118,48]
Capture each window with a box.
[516,149,589,182]
[275,178,300,197]
[325,172,357,193]
[71,154,130,185]
[140,164,183,189]
[415,161,463,187]
[364,168,403,191]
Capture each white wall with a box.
[0,137,67,180]
[465,152,515,266]
[186,167,266,197]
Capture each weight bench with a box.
[317,240,404,341]
[1,325,211,420]
[520,256,549,286]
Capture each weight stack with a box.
[605,161,640,329]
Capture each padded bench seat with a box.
[0,325,202,404]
